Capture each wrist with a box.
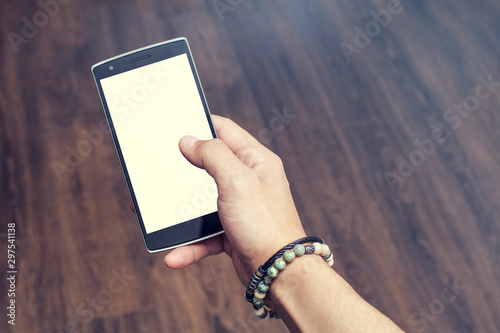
[266,253,404,333]
[245,237,334,320]
[243,238,403,332]
[245,232,308,277]
[267,254,337,329]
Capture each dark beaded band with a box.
[245,236,324,303]
[304,244,315,254]
[245,271,263,302]
[246,237,334,320]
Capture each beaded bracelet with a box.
[245,236,323,304]
[246,237,335,320]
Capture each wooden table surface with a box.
[1,0,499,332]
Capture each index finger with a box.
[211,115,280,168]
[211,115,265,155]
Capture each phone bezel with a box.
[92,38,223,253]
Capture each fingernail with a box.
[181,135,200,149]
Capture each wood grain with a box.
[1,0,499,332]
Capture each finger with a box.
[211,115,269,158]
[179,136,255,183]
[163,235,224,269]
[211,115,261,150]
[210,115,284,176]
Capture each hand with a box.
[130,116,405,333]
[132,115,306,285]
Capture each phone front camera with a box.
[109,65,114,70]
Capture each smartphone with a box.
[92,38,223,252]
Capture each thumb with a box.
[178,135,249,187]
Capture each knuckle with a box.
[235,144,258,159]
[267,152,285,172]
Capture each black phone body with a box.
[92,38,223,252]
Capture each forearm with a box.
[268,254,403,332]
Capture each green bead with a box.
[252,297,264,307]
[274,258,287,271]
[268,266,279,279]
[258,281,269,293]
[293,244,306,256]
[283,250,296,263]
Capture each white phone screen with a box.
[100,54,217,234]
